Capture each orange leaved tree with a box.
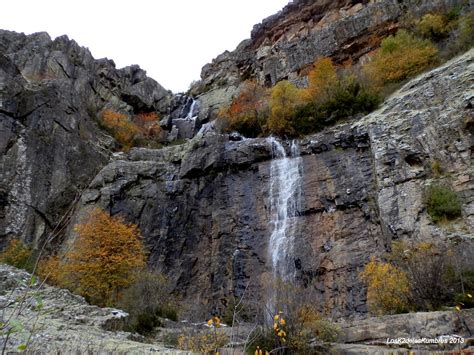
[39,208,146,306]
[360,257,411,315]
[218,80,268,137]
[303,57,338,103]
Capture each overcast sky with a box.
[1,0,290,93]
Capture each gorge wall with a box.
[0,0,473,320]
[71,50,473,317]
[0,29,174,247]
[192,0,468,119]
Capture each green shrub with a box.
[117,271,178,335]
[292,78,379,135]
[134,312,163,335]
[424,184,462,222]
[431,160,443,177]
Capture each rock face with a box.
[192,0,468,119]
[0,264,185,353]
[0,30,173,248]
[71,50,474,317]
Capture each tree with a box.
[267,80,302,137]
[101,110,140,151]
[303,57,338,103]
[39,208,146,306]
[360,257,411,315]
[218,80,268,137]
[388,241,455,311]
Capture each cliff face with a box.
[71,50,474,317]
[0,30,171,247]
[0,2,473,320]
[193,0,466,119]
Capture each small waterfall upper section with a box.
[166,95,201,140]
[267,137,303,298]
[185,98,197,120]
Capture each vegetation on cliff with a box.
[218,8,474,139]
[361,241,473,315]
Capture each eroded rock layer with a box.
[72,50,473,316]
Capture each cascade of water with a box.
[267,137,303,316]
[185,98,197,120]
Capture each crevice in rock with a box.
[53,119,72,133]
[26,204,54,230]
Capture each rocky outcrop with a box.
[0,264,186,353]
[69,50,473,317]
[0,30,174,248]
[192,0,468,119]
[331,309,474,353]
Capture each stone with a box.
[192,0,468,120]
[0,264,186,353]
[0,29,173,247]
[66,50,474,319]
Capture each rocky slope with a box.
[192,0,469,119]
[0,264,186,353]
[69,50,473,317]
[3,263,472,353]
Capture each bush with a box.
[0,239,35,272]
[416,13,449,40]
[388,241,461,311]
[424,184,462,222]
[218,81,268,137]
[134,112,161,138]
[359,257,411,315]
[293,76,379,135]
[267,80,304,137]
[117,271,178,335]
[249,279,341,354]
[303,57,338,103]
[364,30,438,86]
[100,110,161,151]
[38,208,146,306]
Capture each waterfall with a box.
[267,137,303,317]
[185,98,197,120]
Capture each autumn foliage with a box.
[364,30,438,86]
[267,80,304,136]
[0,239,34,271]
[134,112,162,138]
[302,57,338,103]
[39,208,146,306]
[218,80,268,137]
[101,110,161,151]
[359,257,411,315]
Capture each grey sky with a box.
[1,0,290,92]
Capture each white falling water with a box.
[267,137,303,316]
[185,98,197,120]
